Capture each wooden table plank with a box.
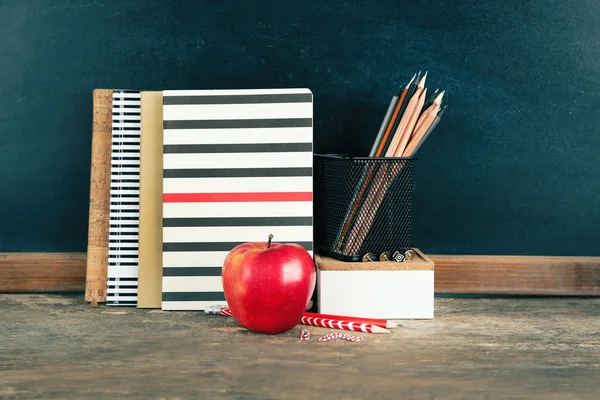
[1,294,599,399]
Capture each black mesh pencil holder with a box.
[314,154,414,262]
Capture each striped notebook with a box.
[161,88,314,311]
[107,90,141,306]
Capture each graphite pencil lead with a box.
[423,88,439,109]
[398,73,416,95]
[413,71,422,87]
[434,90,445,105]
[418,71,428,88]
[397,74,417,97]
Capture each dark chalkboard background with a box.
[1,0,599,255]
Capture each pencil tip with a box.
[434,90,445,104]
[372,325,393,333]
[406,73,416,87]
[418,71,428,87]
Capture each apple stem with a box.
[267,234,273,249]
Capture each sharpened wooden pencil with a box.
[410,105,446,155]
[375,74,415,157]
[339,73,421,254]
[385,72,427,157]
[422,88,439,111]
[303,312,399,329]
[333,75,416,251]
[369,95,398,157]
[301,316,392,333]
[402,91,444,157]
[393,86,427,156]
[412,90,443,140]
[341,74,446,255]
[211,307,392,334]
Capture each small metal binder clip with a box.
[404,249,415,261]
[392,251,405,262]
[362,253,377,262]
[379,252,392,261]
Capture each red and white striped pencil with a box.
[219,308,233,317]
[206,305,391,334]
[204,304,233,316]
[206,305,397,329]
[303,312,397,329]
[300,316,391,334]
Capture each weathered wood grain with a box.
[2,253,600,296]
[1,294,599,399]
[432,254,600,295]
[85,89,113,303]
[0,253,86,293]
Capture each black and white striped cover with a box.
[107,90,141,306]
[161,89,313,311]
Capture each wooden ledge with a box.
[433,254,600,296]
[1,252,599,296]
[0,253,87,293]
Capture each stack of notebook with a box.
[87,88,314,310]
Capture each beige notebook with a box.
[137,91,163,308]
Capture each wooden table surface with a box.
[1,294,599,399]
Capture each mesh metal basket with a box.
[314,154,414,262]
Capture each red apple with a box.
[221,234,316,334]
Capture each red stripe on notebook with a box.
[163,192,312,203]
